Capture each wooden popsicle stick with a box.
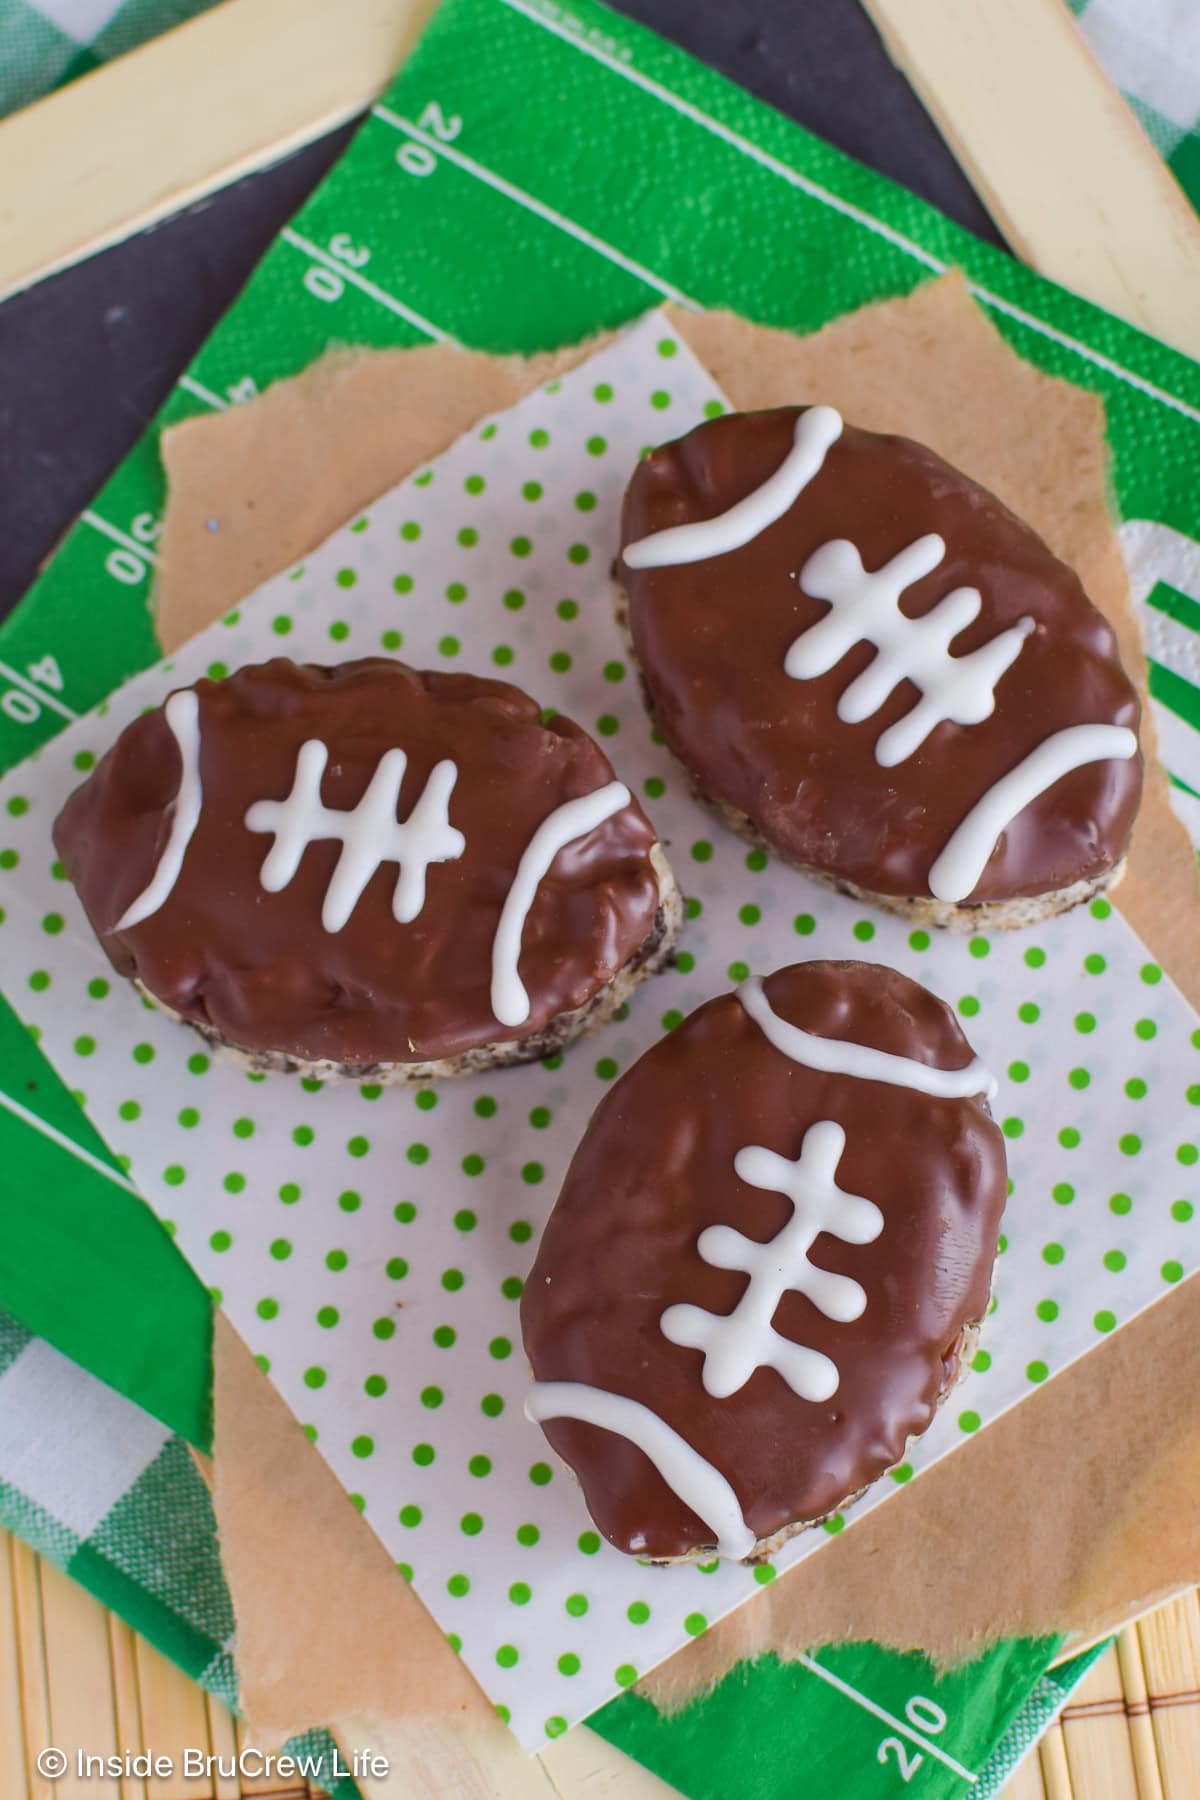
[0,0,436,304]
[1001,1747,1050,1799]
[202,1694,239,1800]
[132,1633,211,1800]
[1114,1622,1166,1800]
[1058,1643,1141,1798]
[10,1537,54,1800]
[37,1555,121,1800]
[0,1535,32,1800]
[105,1613,148,1800]
[859,0,1200,359]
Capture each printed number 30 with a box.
[396,101,462,177]
[877,1697,948,1784]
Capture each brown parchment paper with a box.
[167,277,1200,1761]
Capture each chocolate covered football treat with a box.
[618,406,1143,928]
[522,960,1005,1561]
[54,659,681,1080]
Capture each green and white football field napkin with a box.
[0,1313,365,1800]
[0,310,1196,1751]
[1067,0,1200,213]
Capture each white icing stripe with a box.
[662,1120,883,1403]
[927,723,1139,903]
[789,534,1034,766]
[621,405,843,569]
[490,780,631,1028]
[526,1381,755,1560]
[737,977,997,1100]
[115,691,204,930]
[244,742,465,933]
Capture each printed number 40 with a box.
[877,1697,948,1785]
[396,101,462,177]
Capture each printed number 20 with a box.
[396,101,462,177]
[877,1697,948,1784]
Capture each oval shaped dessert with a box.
[618,406,1143,927]
[53,659,680,1078]
[522,960,1006,1561]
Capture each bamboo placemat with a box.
[2,1521,1198,1800]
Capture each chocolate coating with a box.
[54,659,663,1065]
[620,408,1142,902]
[522,960,1006,1559]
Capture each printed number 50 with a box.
[877,1697,948,1784]
[396,101,462,177]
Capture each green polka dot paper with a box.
[0,313,1197,1750]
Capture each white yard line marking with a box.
[177,373,229,411]
[498,0,1200,427]
[0,659,77,722]
[0,1087,141,1198]
[372,104,701,311]
[279,228,455,343]
[81,510,160,566]
[795,1652,979,1783]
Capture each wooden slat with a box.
[1137,1590,1200,1800]
[1058,1645,1141,1798]
[0,0,437,304]
[1037,1713,1075,1800]
[1115,1623,1166,1800]
[132,1632,212,1800]
[38,1555,121,1800]
[1002,1749,1049,1799]
[0,1535,32,1800]
[10,1537,54,1800]
[106,1614,148,1800]
[859,0,1200,359]
[202,1693,239,1800]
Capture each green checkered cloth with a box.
[0,0,217,116]
[1067,0,1200,210]
[0,1311,363,1800]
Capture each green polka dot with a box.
[1179,1142,1199,1166]
[549,650,572,673]
[959,997,980,1017]
[399,1504,421,1528]
[1084,952,1106,975]
[500,1276,522,1300]
[516,1523,539,1546]
[909,930,930,951]
[1003,1117,1025,1139]
[364,1374,386,1398]
[351,1435,373,1459]
[557,1652,581,1676]
[509,1220,532,1244]
[728,960,750,982]
[468,1453,491,1478]
[1042,1242,1064,1264]
[210,1230,232,1253]
[408,1143,429,1164]
[1119,1133,1142,1156]
[415,1089,437,1112]
[489,1336,513,1360]
[1074,1012,1096,1034]
[1069,1067,1090,1090]
[627,1601,650,1624]
[577,1531,601,1555]
[1141,962,1163,985]
[1059,1127,1081,1149]
[442,1267,464,1292]
[457,528,478,548]
[1025,946,1046,968]
[614,1663,638,1688]
[1126,1078,1147,1099]
[374,1319,396,1341]
[395,1200,417,1223]
[1018,1002,1040,1024]
[1008,1060,1030,1083]
[337,1189,359,1212]
[972,1349,992,1372]
[852,920,875,943]
[292,1125,314,1147]
[433,1324,455,1348]
[1094,1309,1116,1332]
[545,1716,567,1739]
[890,1464,913,1485]
[683,1612,707,1636]
[481,1393,504,1418]
[412,1443,435,1466]
[565,1592,589,1618]
[596,711,617,734]
[1171,1200,1194,1222]
[822,1515,844,1535]
[529,1461,552,1487]
[269,1237,292,1261]
[738,903,761,927]
[510,536,532,558]
[316,1306,338,1328]
[399,521,421,542]
[326,1250,348,1272]
[224,1173,245,1194]
[119,1101,140,1122]
[1036,1299,1059,1322]
[968,936,990,959]
[1110,1192,1132,1215]
[381,629,403,651]
[1163,1260,1184,1283]
[1103,1249,1127,1272]
[420,1385,443,1408]
[1136,1018,1157,1041]
[1026,1360,1048,1383]
[256,1298,279,1321]
[662,1008,683,1031]
[521,1162,544,1185]
[958,1410,981,1433]
[508,1581,531,1606]
[0,850,18,871]
[1053,1182,1075,1205]
[461,1511,483,1536]
[438,635,460,657]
